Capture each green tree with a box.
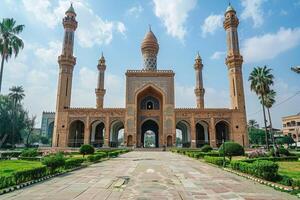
[248,127,267,145]
[8,86,25,105]
[0,95,28,147]
[8,86,25,147]
[0,18,25,93]
[248,119,259,129]
[25,115,36,146]
[259,89,277,150]
[249,66,274,150]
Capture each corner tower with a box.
[141,27,159,70]
[223,4,245,111]
[53,4,77,147]
[194,52,205,108]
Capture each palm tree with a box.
[0,18,25,93]
[248,119,259,129]
[8,85,25,105]
[259,89,277,151]
[8,85,25,147]
[249,66,274,150]
[291,66,300,74]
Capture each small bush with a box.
[42,153,65,173]
[108,151,119,157]
[219,142,244,161]
[200,145,213,152]
[243,156,298,163]
[278,175,293,186]
[20,149,39,157]
[79,145,95,157]
[0,151,22,159]
[65,157,85,169]
[204,156,229,166]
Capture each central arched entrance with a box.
[141,120,159,148]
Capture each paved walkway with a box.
[1,151,298,200]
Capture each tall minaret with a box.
[194,52,205,108]
[223,4,246,111]
[95,53,106,109]
[56,4,77,111]
[141,27,159,70]
[53,4,77,147]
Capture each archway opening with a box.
[167,135,172,147]
[110,120,124,147]
[90,121,105,148]
[215,121,230,147]
[176,121,191,147]
[196,121,209,148]
[68,120,84,147]
[127,135,133,147]
[141,120,159,148]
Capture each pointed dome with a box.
[141,28,159,54]
[225,3,236,14]
[195,52,201,60]
[66,3,76,15]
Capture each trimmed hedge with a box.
[219,142,244,160]
[231,160,279,181]
[243,156,298,163]
[42,153,65,173]
[186,151,221,159]
[14,166,48,184]
[80,145,95,157]
[199,145,213,152]
[204,156,229,166]
[65,157,85,169]
[0,176,15,189]
[87,152,106,162]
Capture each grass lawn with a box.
[278,161,300,179]
[0,160,44,176]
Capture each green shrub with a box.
[243,156,298,163]
[219,142,244,161]
[292,179,300,188]
[79,144,95,157]
[200,145,213,152]
[108,151,119,157]
[20,149,39,157]
[0,175,15,189]
[278,175,293,186]
[231,160,278,181]
[204,156,229,166]
[42,153,65,173]
[14,166,48,184]
[65,157,85,169]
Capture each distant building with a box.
[41,112,55,139]
[282,113,300,144]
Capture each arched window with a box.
[146,101,154,110]
[140,96,159,110]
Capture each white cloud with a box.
[201,14,223,37]
[241,0,265,28]
[242,27,300,63]
[210,51,226,60]
[22,0,126,48]
[153,0,197,41]
[127,4,143,18]
[34,41,61,65]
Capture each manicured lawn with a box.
[278,161,300,179]
[0,160,44,176]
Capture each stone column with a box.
[209,117,216,147]
[104,116,110,147]
[84,116,90,144]
[191,115,196,148]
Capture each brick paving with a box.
[0,151,298,200]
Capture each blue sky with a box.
[0,0,299,129]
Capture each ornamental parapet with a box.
[225,54,243,67]
[58,55,76,67]
[126,69,174,77]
